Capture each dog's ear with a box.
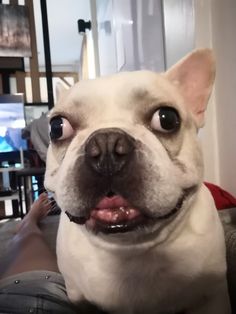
[165,49,216,128]
[55,82,68,104]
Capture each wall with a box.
[195,0,236,196]
[95,0,166,75]
[163,0,195,68]
[212,0,236,196]
[94,0,195,74]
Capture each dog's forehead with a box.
[55,71,180,114]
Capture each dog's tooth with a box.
[119,206,126,212]
[113,212,121,222]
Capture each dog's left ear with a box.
[165,49,216,128]
[55,82,69,104]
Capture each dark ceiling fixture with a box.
[78,19,91,34]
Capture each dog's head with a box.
[45,49,215,242]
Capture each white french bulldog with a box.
[44,49,231,314]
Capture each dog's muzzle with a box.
[64,128,191,234]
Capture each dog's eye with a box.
[150,107,180,133]
[49,116,74,140]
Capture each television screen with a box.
[0,94,27,153]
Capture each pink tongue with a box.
[96,196,129,209]
[91,196,142,223]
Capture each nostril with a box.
[115,138,133,156]
[87,139,101,158]
[115,142,127,155]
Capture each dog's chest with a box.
[57,222,200,313]
[62,251,192,314]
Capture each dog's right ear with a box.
[164,49,216,128]
[55,82,68,104]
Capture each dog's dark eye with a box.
[49,116,74,140]
[151,107,180,133]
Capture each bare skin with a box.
[0,193,59,280]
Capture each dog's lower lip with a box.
[65,194,185,233]
[87,214,149,234]
[65,211,88,224]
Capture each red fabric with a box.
[204,182,236,210]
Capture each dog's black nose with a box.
[85,128,135,176]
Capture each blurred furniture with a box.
[0,167,22,219]
[16,167,45,218]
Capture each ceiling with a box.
[34,0,91,71]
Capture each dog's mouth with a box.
[65,193,185,234]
